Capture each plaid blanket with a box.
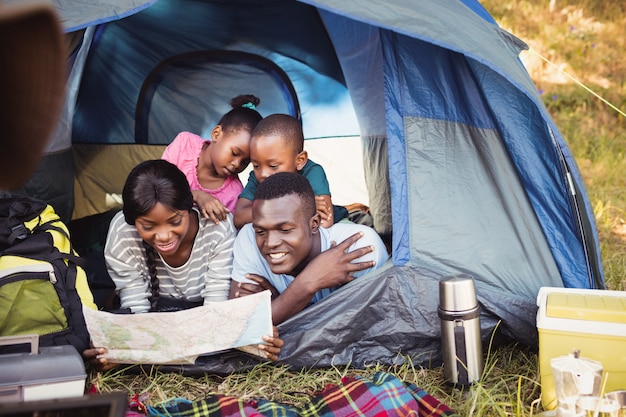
[144,371,459,417]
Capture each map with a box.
[83,291,273,365]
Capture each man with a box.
[230,171,389,324]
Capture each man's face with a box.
[252,194,320,276]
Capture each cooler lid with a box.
[546,292,626,324]
[0,345,86,388]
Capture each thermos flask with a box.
[438,274,484,386]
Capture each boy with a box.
[230,172,389,324]
[233,114,348,229]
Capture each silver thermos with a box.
[438,274,484,387]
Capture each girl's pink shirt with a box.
[162,131,243,213]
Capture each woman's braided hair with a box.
[121,159,193,311]
[142,241,160,311]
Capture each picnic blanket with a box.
[141,371,459,417]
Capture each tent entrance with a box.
[134,50,301,144]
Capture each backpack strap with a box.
[33,221,86,268]
[0,196,48,250]
[6,223,30,246]
[1,225,85,266]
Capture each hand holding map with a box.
[83,290,272,365]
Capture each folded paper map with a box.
[83,290,272,365]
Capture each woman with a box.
[84,160,281,370]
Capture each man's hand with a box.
[271,231,375,324]
[298,231,375,292]
[193,190,230,223]
[257,326,283,361]
[315,195,334,228]
[233,274,279,299]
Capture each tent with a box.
[4,0,604,370]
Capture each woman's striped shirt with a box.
[104,209,235,313]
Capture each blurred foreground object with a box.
[0,2,65,190]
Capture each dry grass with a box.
[90,1,626,415]
[91,340,542,415]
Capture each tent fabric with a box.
[315,4,599,289]
[0,149,75,224]
[402,117,563,294]
[0,0,158,33]
[20,0,605,371]
[72,144,165,219]
[318,11,391,239]
[317,2,600,288]
[134,50,301,145]
[151,261,534,374]
[71,0,359,145]
[276,262,536,369]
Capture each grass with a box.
[89,1,626,415]
[92,342,543,415]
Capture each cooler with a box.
[536,287,626,410]
[0,335,86,403]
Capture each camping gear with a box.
[0,334,86,402]
[0,197,94,355]
[550,350,603,416]
[0,391,128,416]
[605,391,626,417]
[537,287,626,410]
[1,0,606,370]
[438,274,483,386]
[576,396,620,417]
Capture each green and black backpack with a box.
[0,196,93,354]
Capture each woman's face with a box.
[134,202,192,257]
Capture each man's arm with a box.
[230,227,378,324]
[272,232,374,324]
[230,274,279,299]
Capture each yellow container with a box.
[536,287,626,410]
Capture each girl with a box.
[83,160,281,369]
[162,94,262,224]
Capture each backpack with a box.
[0,196,92,354]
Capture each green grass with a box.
[90,1,626,415]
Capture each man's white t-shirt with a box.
[231,222,390,303]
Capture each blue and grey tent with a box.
[6,0,604,370]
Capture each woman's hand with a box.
[83,346,119,372]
